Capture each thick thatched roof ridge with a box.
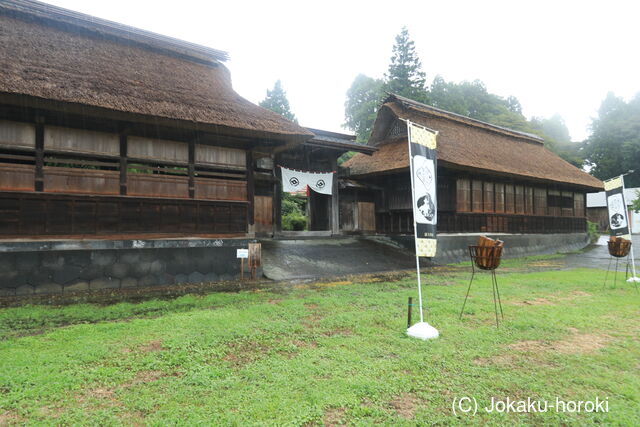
[370,93,544,145]
[0,0,229,64]
[343,95,603,190]
[0,1,313,143]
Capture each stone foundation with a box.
[0,238,254,296]
[387,232,590,264]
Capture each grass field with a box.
[1,255,638,425]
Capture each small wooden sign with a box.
[237,249,249,259]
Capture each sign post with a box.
[404,119,439,340]
[237,248,249,281]
[604,174,640,283]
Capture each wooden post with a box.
[119,134,127,195]
[249,242,261,280]
[246,150,255,226]
[545,186,549,216]
[273,155,282,235]
[583,191,587,232]
[330,156,339,235]
[188,140,195,199]
[34,119,44,192]
[354,189,359,231]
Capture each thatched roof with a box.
[0,0,312,143]
[343,94,603,190]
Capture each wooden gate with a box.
[357,202,376,231]
[254,195,273,234]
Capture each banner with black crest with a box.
[408,121,438,257]
[605,176,631,240]
[280,166,334,195]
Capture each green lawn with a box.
[1,257,638,425]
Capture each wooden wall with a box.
[254,195,273,234]
[196,144,245,169]
[0,192,247,236]
[0,120,35,149]
[45,126,119,156]
[44,167,119,195]
[0,119,252,236]
[347,168,589,235]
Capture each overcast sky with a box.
[43,0,640,141]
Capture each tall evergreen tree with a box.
[259,80,297,123]
[384,27,427,102]
[584,92,640,185]
[344,74,384,142]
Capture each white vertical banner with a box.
[605,174,640,283]
[408,123,438,257]
[604,176,631,240]
[405,119,439,340]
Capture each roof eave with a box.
[0,92,313,146]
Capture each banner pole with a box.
[406,120,424,323]
[621,175,639,280]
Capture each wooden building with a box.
[0,0,314,239]
[342,94,604,235]
[266,128,376,236]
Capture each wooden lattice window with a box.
[548,189,561,217]
[505,184,515,214]
[561,191,574,217]
[495,183,505,213]
[525,187,534,214]
[515,185,524,214]
[456,178,471,212]
[387,120,408,138]
[472,180,483,212]
[534,188,547,215]
[574,193,585,217]
[483,182,494,212]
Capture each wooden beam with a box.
[330,156,339,234]
[34,119,44,192]
[273,155,282,234]
[246,150,255,225]
[119,134,127,195]
[188,140,195,198]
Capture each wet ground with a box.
[564,234,640,272]
[261,238,417,281]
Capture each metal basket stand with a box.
[603,240,632,289]
[459,245,504,327]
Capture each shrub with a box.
[282,212,307,231]
[587,221,600,243]
[281,192,307,230]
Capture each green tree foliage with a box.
[343,27,590,171]
[344,74,384,142]
[534,114,571,143]
[259,80,298,123]
[631,190,640,214]
[384,27,427,102]
[584,92,640,186]
[429,77,532,133]
[281,193,307,231]
[343,27,426,143]
[529,114,584,168]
